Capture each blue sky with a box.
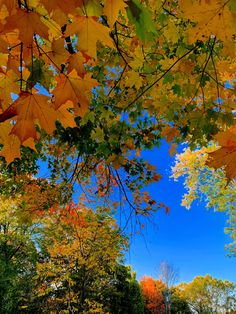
[125,142,236,284]
[37,139,235,284]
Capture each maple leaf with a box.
[168,143,178,156]
[103,0,127,27]
[2,9,49,47]
[40,0,81,14]
[179,0,235,44]
[0,91,57,142]
[41,0,82,25]
[56,101,77,129]
[53,70,99,116]
[0,67,19,109]
[207,126,236,182]
[162,126,180,143]
[126,0,157,41]
[0,122,21,163]
[67,52,86,77]
[0,120,36,164]
[66,16,114,58]
[43,38,69,68]
[0,30,20,53]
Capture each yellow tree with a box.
[172,147,236,255]
[36,202,127,313]
[176,275,236,313]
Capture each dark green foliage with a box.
[170,293,191,314]
[104,264,145,314]
[0,227,38,313]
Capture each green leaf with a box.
[163,72,174,84]
[126,0,156,41]
[172,84,182,95]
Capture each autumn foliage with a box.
[0,0,236,311]
[140,276,165,314]
[0,0,234,179]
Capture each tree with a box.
[158,261,179,314]
[0,0,235,220]
[0,169,144,313]
[0,195,39,313]
[170,290,191,314]
[35,202,127,313]
[140,276,166,314]
[172,147,236,255]
[104,264,145,314]
[159,262,179,290]
[177,275,236,314]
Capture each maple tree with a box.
[140,276,166,314]
[0,3,235,311]
[0,0,234,214]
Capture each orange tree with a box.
[140,276,166,314]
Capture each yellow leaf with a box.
[103,0,127,27]
[0,68,19,109]
[163,19,180,43]
[180,0,236,43]
[66,16,114,58]
[125,71,143,89]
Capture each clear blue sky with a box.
[37,140,235,284]
[125,142,236,284]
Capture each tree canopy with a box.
[176,275,236,314]
[0,0,234,235]
[0,0,235,173]
[0,3,235,308]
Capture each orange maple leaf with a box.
[162,126,180,143]
[207,126,236,182]
[41,0,83,25]
[0,91,57,142]
[56,101,77,129]
[2,9,49,47]
[67,52,86,77]
[43,38,70,67]
[179,0,235,44]
[0,121,36,164]
[53,70,99,116]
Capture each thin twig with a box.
[124,45,196,110]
